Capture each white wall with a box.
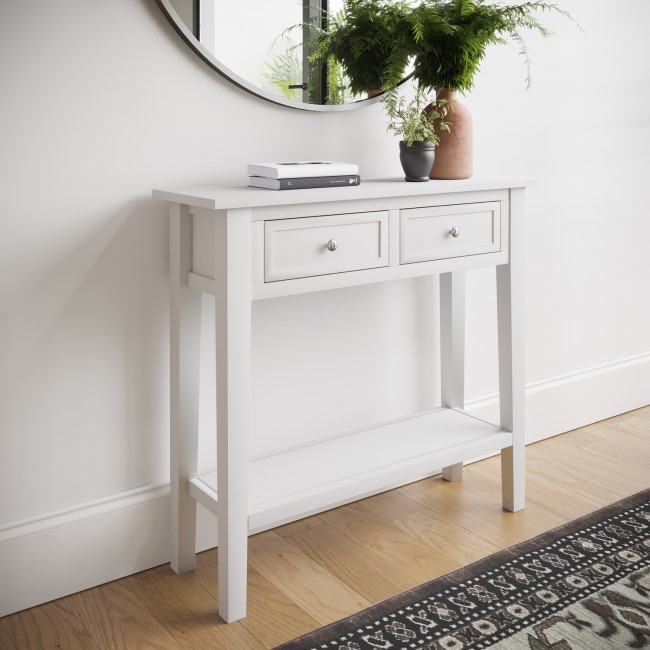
[1,0,649,616]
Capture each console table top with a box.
[152,177,536,211]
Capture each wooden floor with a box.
[2,407,649,649]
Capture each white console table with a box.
[153,178,530,623]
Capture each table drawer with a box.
[400,202,501,264]
[265,211,388,282]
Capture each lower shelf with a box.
[190,407,512,533]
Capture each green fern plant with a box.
[309,0,413,95]
[383,86,450,146]
[278,0,578,105]
[405,0,579,92]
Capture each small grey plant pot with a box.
[399,140,435,182]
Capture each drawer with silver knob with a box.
[264,211,388,282]
[400,202,501,264]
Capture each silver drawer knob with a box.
[450,226,461,238]
[326,239,338,252]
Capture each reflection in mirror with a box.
[208,1,306,103]
[161,0,373,109]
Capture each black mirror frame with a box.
[155,0,385,112]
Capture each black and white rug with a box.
[275,488,650,649]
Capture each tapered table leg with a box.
[170,203,201,573]
[214,209,252,623]
[440,270,466,482]
[497,189,526,512]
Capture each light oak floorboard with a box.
[0,620,15,650]
[399,465,595,549]
[195,550,321,648]
[123,562,263,650]
[588,419,650,455]
[247,530,371,626]
[283,522,415,602]
[605,404,650,425]
[526,438,649,503]
[239,566,322,649]
[273,514,328,539]
[317,497,490,585]
[615,415,650,436]
[339,489,429,521]
[0,596,98,650]
[69,580,184,650]
[1,408,648,648]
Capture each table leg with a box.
[214,209,251,623]
[440,270,466,482]
[170,203,201,573]
[497,189,526,512]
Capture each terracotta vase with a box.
[429,88,473,180]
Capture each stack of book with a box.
[247,161,360,190]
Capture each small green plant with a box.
[383,86,450,146]
[325,56,361,105]
[261,49,304,101]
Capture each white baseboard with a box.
[467,351,650,442]
[0,484,219,618]
[2,352,649,617]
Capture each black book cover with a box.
[248,175,361,190]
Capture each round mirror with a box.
[156,0,388,111]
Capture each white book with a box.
[246,160,358,179]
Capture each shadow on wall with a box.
[0,199,171,524]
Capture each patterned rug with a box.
[275,488,650,650]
